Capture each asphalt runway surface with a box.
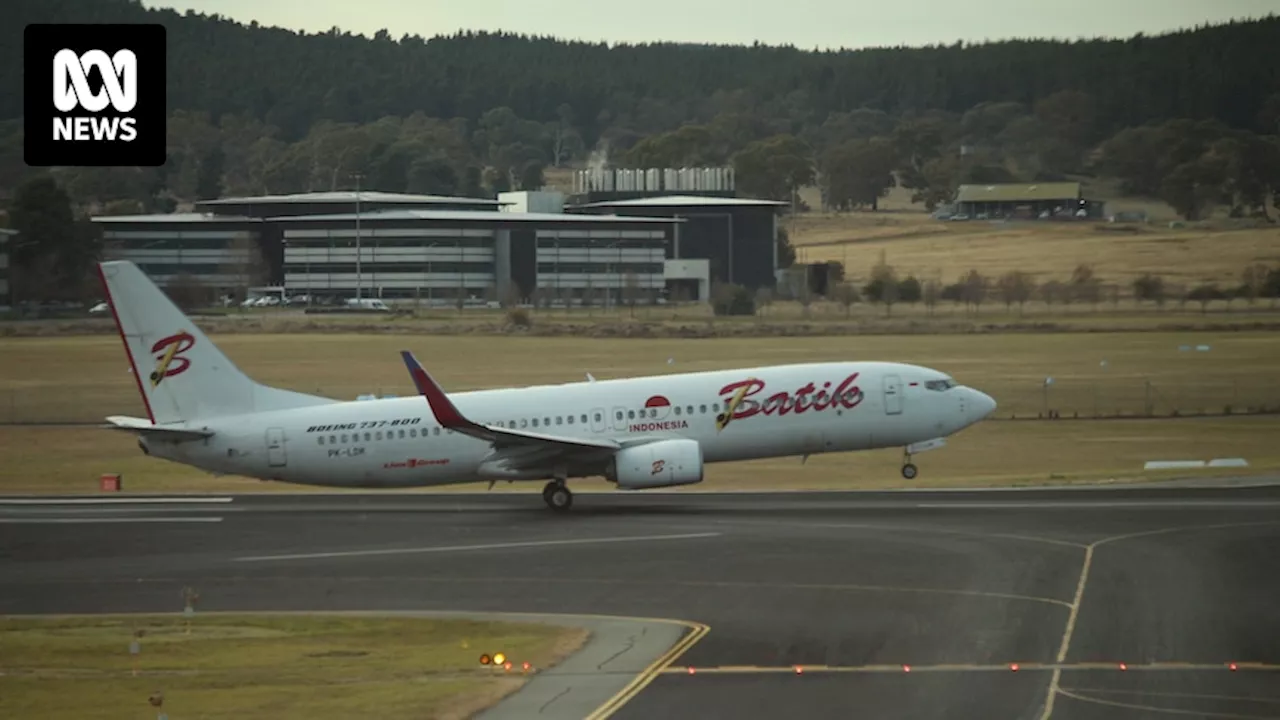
[3,483,1280,719]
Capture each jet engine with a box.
[607,439,704,490]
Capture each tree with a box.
[1263,268,1280,308]
[961,270,989,313]
[862,253,899,316]
[831,281,860,318]
[7,174,98,304]
[1069,264,1102,309]
[822,137,897,211]
[1188,284,1225,313]
[922,278,941,316]
[1040,279,1066,310]
[897,276,922,305]
[1238,263,1270,306]
[1132,273,1166,307]
[753,286,774,319]
[732,135,814,203]
[996,271,1036,315]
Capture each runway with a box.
[3,484,1280,719]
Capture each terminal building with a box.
[92,170,790,306]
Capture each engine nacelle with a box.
[607,439,704,490]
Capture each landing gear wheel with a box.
[901,463,918,480]
[543,481,573,511]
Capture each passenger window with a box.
[329,435,336,444]
[509,419,516,427]
[544,417,550,426]
[521,419,528,428]
[410,429,417,437]
[376,431,383,441]
[712,403,720,412]
[532,419,539,427]
[318,437,324,445]
[628,410,635,419]
[341,434,348,443]
[675,406,682,415]
[433,427,440,436]
[567,415,574,425]
[582,414,588,423]
[616,411,623,420]
[556,416,563,425]
[649,408,657,418]
[595,413,602,422]
[398,429,405,439]
[364,432,371,442]
[700,405,706,413]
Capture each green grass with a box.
[2,417,1277,495]
[0,614,589,720]
[2,332,1278,494]
[1,331,1277,423]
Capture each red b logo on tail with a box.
[651,460,665,475]
[149,331,195,387]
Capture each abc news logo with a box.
[53,49,140,142]
[25,24,167,167]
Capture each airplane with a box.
[96,260,997,511]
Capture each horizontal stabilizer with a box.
[105,415,214,440]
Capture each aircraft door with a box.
[591,407,607,433]
[883,375,903,415]
[266,427,287,467]
[610,406,628,431]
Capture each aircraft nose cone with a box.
[972,389,997,419]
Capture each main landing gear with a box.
[543,480,573,511]
[901,448,919,480]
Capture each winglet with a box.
[400,351,478,433]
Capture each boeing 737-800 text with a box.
[97,260,996,511]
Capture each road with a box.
[3,484,1279,719]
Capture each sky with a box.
[147,0,1277,49]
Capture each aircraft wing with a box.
[399,351,622,460]
[104,415,215,440]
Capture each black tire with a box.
[545,484,573,511]
[901,463,918,480]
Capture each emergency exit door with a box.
[882,375,903,415]
[266,427,287,467]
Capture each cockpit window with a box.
[924,379,957,391]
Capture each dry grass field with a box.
[784,206,1280,292]
[0,614,586,720]
[2,332,1278,494]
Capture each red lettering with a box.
[718,378,765,420]
[148,331,196,386]
[793,383,816,413]
[719,373,862,423]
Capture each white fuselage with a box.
[142,361,992,489]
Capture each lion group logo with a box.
[149,331,195,388]
[24,23,167,167]
[651,460,666,476]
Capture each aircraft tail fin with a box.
[97,261,335,424]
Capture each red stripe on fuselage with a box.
[96,264,155,424]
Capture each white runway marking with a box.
[0,517,224,524]
[0,497,233,505]
[235,531,723,563]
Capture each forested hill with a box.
[5,0,1280,143]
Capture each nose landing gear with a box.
[901,448,919,480]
